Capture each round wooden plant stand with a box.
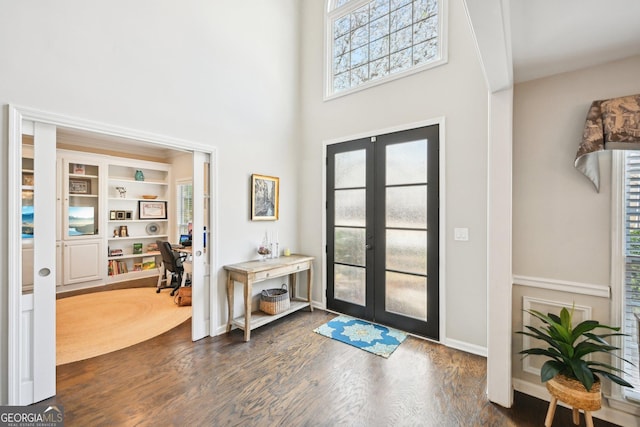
[544,374,601,427]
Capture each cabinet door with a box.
[63,158,101,239]
[63,239,103,284]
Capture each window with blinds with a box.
[176,182,193,237]
[623,151,640,396]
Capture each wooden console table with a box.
[224,254,314,341]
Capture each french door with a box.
[326,125,439,339]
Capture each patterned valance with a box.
[575,94,640,192]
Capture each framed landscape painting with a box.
[251,174,279,221]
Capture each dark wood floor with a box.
[42,310,619,426]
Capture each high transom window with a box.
[326,0,446,98]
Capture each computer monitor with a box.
[179,234,192,246]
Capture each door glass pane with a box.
[386,185,427,229]
[22,138,34,294]
[335,149,366,188]
[335,189,365,226]
[334,264,366,306]
[386,139,427,185]
[386,271,427,321]
[335,227,366,266]
[386,229,427,275]
[67,162,99,237]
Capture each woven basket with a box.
[260,285,290,315]
[546,374,601,411]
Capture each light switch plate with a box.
[454,227,469,241]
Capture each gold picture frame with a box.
[251,174,279,221]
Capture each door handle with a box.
[38,268,51,277]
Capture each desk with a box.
[224,254,314,341]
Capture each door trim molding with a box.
[7,104,218,404]
[321,116,446,342]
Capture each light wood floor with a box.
[42,310,619,426]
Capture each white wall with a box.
[513,55,640,285]
[0,0,300,403]
[298,0,489,349]
[512,55,640,425]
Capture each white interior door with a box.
[191,151,212,340]
[10,120,57,404]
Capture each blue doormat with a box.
[313,315,407,358]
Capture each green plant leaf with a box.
[560,307,571,331]
[591,369,634,388]
[519,348,561,360]
[574,341,617,359]
[518,328,562,351]
[557,341,574,358]
[548,313,561,324]
[541,360,563,382]
[586,361,628,373]
[570,320,601,343]
[570,359,595,391]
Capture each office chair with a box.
[156,240,187,296]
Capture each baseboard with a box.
[444,338,488,357]
[512,378,639,426]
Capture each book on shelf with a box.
[132,243,143,254]
[142,256,156,270]
[108,259,129,275]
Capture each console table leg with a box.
[308,264,313,312]
[226,274,234,333]
[244,279,251,342]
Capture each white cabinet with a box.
[55,151,106,292]
[106,160,171,283]
[63,239,103,284]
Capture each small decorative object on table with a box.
[257,231,271,260]
[260,285,289,315]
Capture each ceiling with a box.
[510,0,640,83]
[56,126,189,162]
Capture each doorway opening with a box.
[8,106,216,405]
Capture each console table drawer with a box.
[253,261,311,282]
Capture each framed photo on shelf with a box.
[138,201,167,220]
[22,173,34,186]
[251,174,279,221]
[116,211,126,220]
[110,210,117,220]
[69,178,91,194]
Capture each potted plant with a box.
[519,306,633,391]
[518,305,633,413]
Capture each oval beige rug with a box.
[57,288,191,365]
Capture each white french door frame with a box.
[7,105,218,404]
[321,117,446,342]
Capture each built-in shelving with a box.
[106,160,171,284]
